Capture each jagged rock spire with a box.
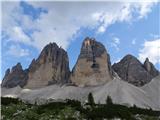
[143,58,159,77]
[1,63,28,88]
[71,37,113,86]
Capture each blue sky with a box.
[1,1,160,81]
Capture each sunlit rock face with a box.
[71,37,113,87]
[25,43,70,89]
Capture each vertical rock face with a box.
[143,58,159,77]
[1,63,28,88]
[112,54,159,86]
[25,43,70,89]
[71,37,113,86]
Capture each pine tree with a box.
[106,96,113,105]
[88,92,95,106]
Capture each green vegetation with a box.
[1,95,160,120]
[88,92,95,107]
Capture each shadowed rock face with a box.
[25,43,70,89]
[143,58,159,77]
[112,54,159,86]
[1,63,28,88]
[71,37,113,86]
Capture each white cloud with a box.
[138,39,160,65]
[10,26,31,44]
[137,2,157,19]
[2,1,158,51]
[98,26,106,33]
[132,39,136,45]
[111,37,120,51]
[7,44,30,57]
[113,37,120,44]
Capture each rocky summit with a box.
[1,37,159,89]
[112,54,159,86]
[25,43,70,89]
[143,58,159,77]
[71,37,113,86]
[1,63,28,88]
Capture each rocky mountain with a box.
[1,38,159,89]
[143,58,159,77]
[25,43,70,89]
[71,37,113,86]
[2,43,70,89]
[1,37,160,111]
[1,63,28,88]
[112,54,159,86]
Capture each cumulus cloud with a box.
[138,39,160,65]
[113,37,120,44]
[2,1,158,51]
[111,37,120,51]
[7,44,30,57]
[137,1,157,19]
[11,26,31,44]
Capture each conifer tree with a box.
[88,92,95,106]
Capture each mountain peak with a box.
[83,37,96,46]
[11,62,22,72]
[1,62,28,88]
[25,42,70,89]
[112,54,153,86]
[120,54,139,62]
[145,57,149,62]
[143,58,159,77]
[80,37,106,60]
[71,38,113,86]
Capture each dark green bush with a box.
[1,97,22,105]
[1,97,160,120]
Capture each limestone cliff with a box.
[1,63,28,88]
[25,43,70,89]
[71,37,113,86]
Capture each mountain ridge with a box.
[1,37,159,88]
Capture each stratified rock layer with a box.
[25,43,70,89]
[112,54,159,86]
[1,63,28,88]
[71,37,113,86]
